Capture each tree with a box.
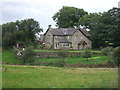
[93,8,120,48]
[53,6,88,28]
[82,50,92,60]
[79,13,101,29]
[112,46,120,65]
[20,46,36,64]
[16,18,43,46]
[78,7,120,48]
[2,22,17,48]
[2,18,43,48]
[56,50,68,67]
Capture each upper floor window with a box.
[48,35,50,37]
[75,35,78,39]
[55,36,58,38]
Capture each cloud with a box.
[0,0,119,33]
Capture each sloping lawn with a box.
[35,55,110,64]
[34,49,101,53]
[2,65,118,88]
[2,49,20,64]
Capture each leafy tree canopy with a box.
[52,6,88,28]
[2,18,43,48]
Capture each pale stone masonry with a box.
[43,25,92,50]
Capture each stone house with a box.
[43,25,92,50]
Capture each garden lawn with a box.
[34,49,101,53]
[35,55,110,64]
[2,65,118,88]
[2,49,20,64]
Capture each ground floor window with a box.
[62,43,69,47]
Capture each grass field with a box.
[35,55,110,64]
[34,49,101,53]
[2,49,20,64]
[2,49,111,65]
[2,65,118,88]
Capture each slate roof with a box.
[47,28,90,37]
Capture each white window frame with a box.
[62,43,69,47]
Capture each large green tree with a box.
[79,7,120,48]
[91,8,120,48]
[2,18,43,48]
[52,6,88,28]
[79,13,101,30]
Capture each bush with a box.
[101,47,113,56]
[20,46,36,64]
[82,50,92,60]
[112,46,120,65]
[57,50,68,67]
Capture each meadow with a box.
[2,65,118,88]
[35,55,109,65]
[2,49,118,88]
[2,49,111,65]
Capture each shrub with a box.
[101,47,113,56]
[58,50,68,59]
[112,46,120,65]
[36,44,44,49]
[82,50,92,60]
[57,50,68,67]
[20,46,36,64]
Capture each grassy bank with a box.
[2,65,118,88]
[35,55,110,64]
[2,49,20,64]
[2,49,111,65]
[34,49,101,53]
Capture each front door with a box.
[78,44,84,50]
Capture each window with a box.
[56,43,57,47]
[62,43,69,47]
[56,43,59,48]
[68,36,70,39]
[75,35,78,39]
[55,36,58,38]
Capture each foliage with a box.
[82,50,92,60]
[36,44,44,49]
[57,50,68,67]
[20,46,36,64]
[79,13,101,29]
[2,18,43,48]
[53,6,87,28]
[101,47,113,56]
[35,55,110,65]
[112,46,120,65]
[58,50,68,58]
[89,8,120,48]
[2,49,20,64]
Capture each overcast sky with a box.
[0,0,119,33]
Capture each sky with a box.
[0,0,119,33]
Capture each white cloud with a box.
[0,0,119,33]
